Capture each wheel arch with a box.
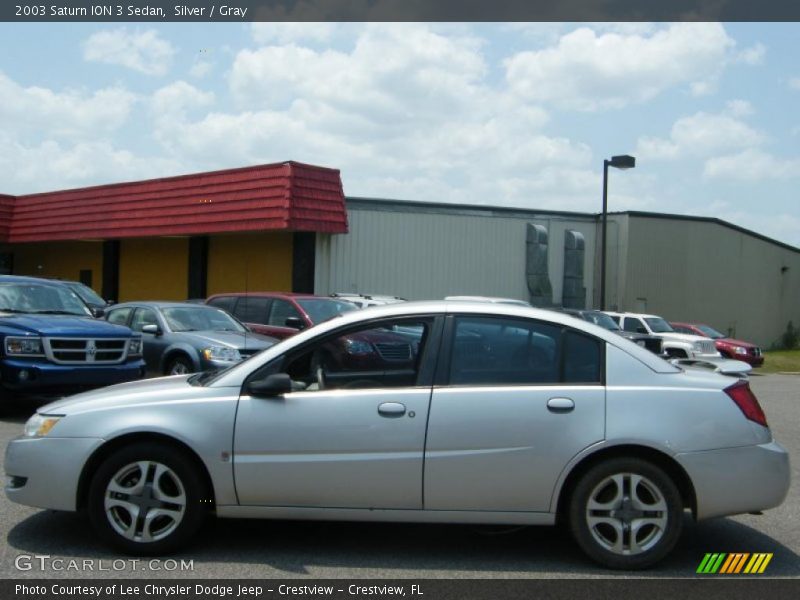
[160,345,200,373]
[554,443,697,523]
[76,431,216,511]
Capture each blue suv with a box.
[0,276,146,400]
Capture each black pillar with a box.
[188,236,209,300]
[292,232,316,293]
[101,240,120,303]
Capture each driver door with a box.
[233,316,441,509]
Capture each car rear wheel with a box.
[88,442,208,555]
[165,355,194,376]
[568,457,683,569]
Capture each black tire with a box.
[165,355,194,376]
[87,442,209,555]
[568,457,683,570]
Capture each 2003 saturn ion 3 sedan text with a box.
[4,302,790,569]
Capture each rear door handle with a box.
[378,402,406,417]
[547,397,575,412]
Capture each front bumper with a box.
[677,440,790,520]
[5,436,104,511]
[1,358,146,396]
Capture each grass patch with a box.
[760,350,800,374]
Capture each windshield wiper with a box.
[0,308,30,313]
[29,310,87,316]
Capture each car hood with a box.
[0,314,133,337]
[718,337,757,349]
[175,330,276,349]
[655,332,709,343]
[38,375,208,416]
[616,331,659,341]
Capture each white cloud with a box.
[151,81,214,117]
[735,43,766,65]
[504,23,735,111]
[0,71,134,138]
[704,149,800,181]
[189,60,213,79]
[251,22,336,45]
[83,28,175,76]
[637,104,765,160]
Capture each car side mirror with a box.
[285,316,306,330]
[247,373,293,398]
[141,324,162,336]
[91,307,105,318]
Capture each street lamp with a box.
[600,154,635,311]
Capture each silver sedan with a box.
[4,302,790,569]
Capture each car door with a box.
[230,296,280,338]
[130,307,169,372]
[233,315,442,509]
[424,315,605,512]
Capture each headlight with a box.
[734,346,748,355]
[202,346,241,362]
[344,339,373,355]
[5,336,44,356]
[128,337,143,356]
[23,414,62,438]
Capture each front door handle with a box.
[547,397,575,412]
[378,402,406,417]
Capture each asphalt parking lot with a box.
[0,374,798,580]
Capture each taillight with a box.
[724,381,768,428]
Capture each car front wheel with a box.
[88,442,209,555]
[568,457,683,569]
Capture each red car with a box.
[206,292,420,375]
[670,322,764,367]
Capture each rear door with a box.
[230,296,276,337]
[424,315,606,512]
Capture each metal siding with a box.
[623,216,800,348]
[315,206,596,305]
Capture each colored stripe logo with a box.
[697,553,773,574]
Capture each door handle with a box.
[547,397,575,412]
[378,402,406,417]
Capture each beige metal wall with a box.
[619,215,800,348]
[315,204,597,305]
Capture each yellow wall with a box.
[207,232,293,295]
[119,238,189,301]
[10,241,104,287]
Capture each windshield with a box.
[644,317,674,333]
[297,298,358,324]
[698,324,726,339]
[0,283,91,316]
[67,282,105,306]
[162,306,247,333]
[582,312,620,331]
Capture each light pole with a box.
[600,154,635,311]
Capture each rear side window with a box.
[107,307,132,326]
[207,296,237,313]
[623,318,646,333]
[449,316,602,386]
[233,297,270,324]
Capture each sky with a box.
[0,22,798,245]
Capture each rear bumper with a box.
[1,358,146,396]
[676,441,790,520]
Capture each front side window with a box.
[131,308,159,332]
[623,318,646,333]
[449,316,602,386]
[296,298,358,325]
[268,299,302,327]
[279,318,433,392]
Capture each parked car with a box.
[604,312,720,359]
[206,292,359,340]
[105,302,276,375]
[6,301,788,569]
[0,275,145,401]
[561,309,663,355]
[670,322,764,367]
[330,293,407,308]
[206,292,417,373]
[41,278,111,318]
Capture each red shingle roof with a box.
[0,161,348,243]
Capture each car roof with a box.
[0,275,73,287]
[207,292,327,300]
[111,301,225,310]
